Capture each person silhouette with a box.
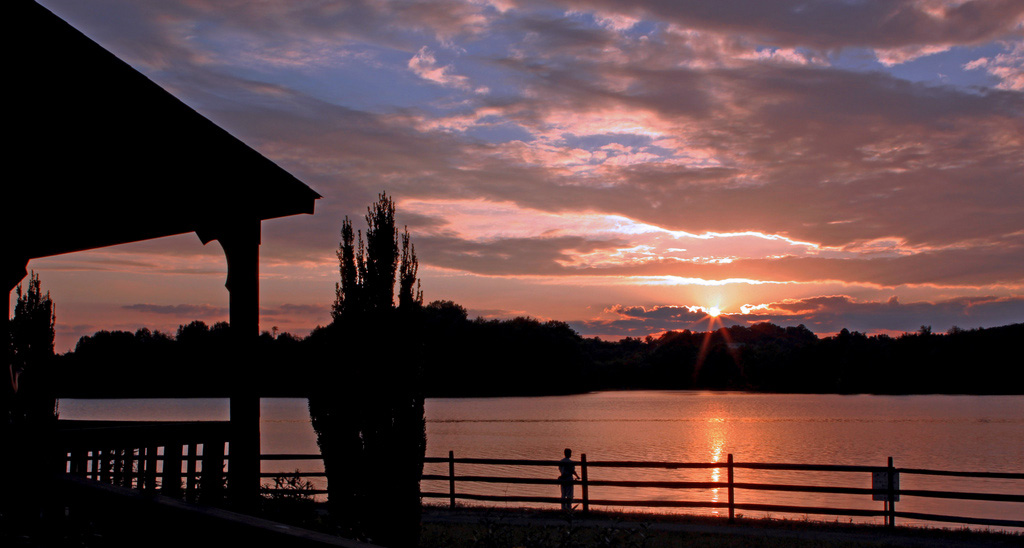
[558,447,580,511]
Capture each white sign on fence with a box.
[871,471,900,501]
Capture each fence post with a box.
[886,456,896,528]
[145,444,159,491]
[163,442,184,497]
[120,449,134,488]
[70,447,86,476]
[727,453,735,523]
[581,453,589,515]
[112,448,123,486]
[98,449,110,484]
[137,447,147,489]
[448,450,456,509]
[200,440,226,504]
[186,442,199,501]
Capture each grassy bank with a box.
[418,506,1023,548]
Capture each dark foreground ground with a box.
[5,500,1021,547]
[420,506,1024,548]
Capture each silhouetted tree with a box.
[398,226,422,311]
[331,217,360,321]
[309,192,425,547]
[363,192,398,314]
[9,272,57,424]
[3,273,58,548]
[332,193,422,320]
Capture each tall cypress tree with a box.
[310,192,425,547]
[363,192,398,314]
[398,226,422,311]
[331,217,360,321]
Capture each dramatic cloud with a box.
[583,295,1024,338]
[29,0,1024,349]
[736,294,1024,333]
[557,0,1024,53]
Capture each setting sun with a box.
[21,0,1024,349]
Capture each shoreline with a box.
[419,505,1023,547]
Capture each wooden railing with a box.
[54,421,382,547]
[414,453,1024,530]
[257,451,1024,530]
[59,420,230,503]
[258,451,1024,530]
[65,435,1022,531]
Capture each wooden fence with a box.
[59,432,1023,531]
[51,420,379,548]
[413,453,1024,530]
[255,452,1023,530]
[59,420,230,503]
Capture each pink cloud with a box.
[408,46,484,91]
[29,0,1024,345]
[563,0,1024,51]
[580,294,1024,339]
[964,40,1024,90]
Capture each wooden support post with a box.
[219,220,262,510]
[728,453,735,523]
[448,450,456,509]
[581,453,589,515]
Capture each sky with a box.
[21,0,1024,351]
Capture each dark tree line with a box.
[417,301,585,396]
[49,316,1024,398]
[54,321,305,397]
[579,322,1024,394]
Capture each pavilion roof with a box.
[6,1,320,264]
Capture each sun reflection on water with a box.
[706,416,726,515]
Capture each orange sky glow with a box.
[17,1,1024,351]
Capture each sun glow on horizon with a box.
[707,306,721,317]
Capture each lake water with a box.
[59,391,1024,530]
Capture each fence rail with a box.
[58,420,230,503]
[254,452,1024,530]
[414,452,1023,530]
[60,428,1023,531]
